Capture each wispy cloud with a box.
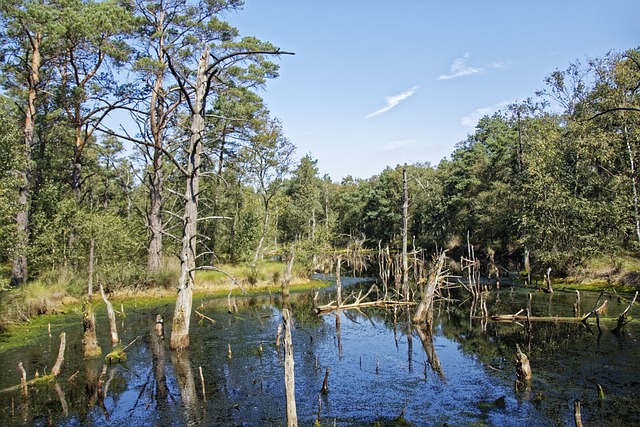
[365,86,419,119]
[461,101,510,127]
[382,139,417,151]
[438,53,482,80]
[439,53,510,81]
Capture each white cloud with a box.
[438,53,483,80]
[382,139,417,151]
[365,86,419,119]
[438,54,510,81]
[461,101,510,127]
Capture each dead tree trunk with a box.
[282,308,298,427]
[282,247,295,309]
[82,297,102,358]
[515,343,531,392]
[335,256,342,308]
[100,284,119,346]
[170,47,209,351]
[51,332,66,376]
[412,251,447,331]
[401,168,409,301]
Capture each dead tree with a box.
[100,283,119,346]
[401,168,409,301]
[82,297,102,358]
[515,343,531,392]
[412,251,447,331]
[282,308,298,427]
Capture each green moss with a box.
[105,345,126,364]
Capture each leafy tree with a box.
[0,0,60,285]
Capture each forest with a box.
[1,0,640,329]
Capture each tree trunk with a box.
[11,30,42,287]
[100,283,119,346]
[282,308,298,427]
[147,71,166,271]
[401,168,409,301]
[148,164,164,270]
[623,125,640,243]
[253,201,269,264]
[51,332,66,377]
[170,47,208,351]
[412,251,446,331]
[82,297,102,357]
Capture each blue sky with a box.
[227,1,639,181]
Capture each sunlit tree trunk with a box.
[11,28,42,286]
[170,47,208,350]
[401,168,409,301]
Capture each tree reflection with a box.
[414,326,445,382]
[171,350,201,425]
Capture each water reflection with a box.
[0,286,638,426]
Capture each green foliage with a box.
[0,98,21,267]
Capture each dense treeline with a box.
[0,1,638,295]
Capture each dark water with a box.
[0,282,638,426]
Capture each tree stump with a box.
[515,343,531,391]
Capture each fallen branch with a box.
[1,332,66,393]
[315,298,415,314]
[490,300,622,325]
[195,310,216,325]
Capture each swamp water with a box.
[0,280,639,426]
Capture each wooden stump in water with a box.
[282,308,298,427]
[515,343,531,391]
[100,283,119,346]
[320,367,330,394]
[82,297,102,358]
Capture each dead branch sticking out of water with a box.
[100,283,119,346]
[1,332,66,394]
[613,290,638,335]
[412,251,448,329]
[574,400,584,427]
[314,284,414,314]
[514,343,531,393]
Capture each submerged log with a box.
[491,302,626,325]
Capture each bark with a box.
[253,202,269,264]
[515,343,532,384]
[412,251,447,330]
[401,168,409,301]
[82,297,102,357]
[170,47,208,350]
[282,308,298,427]
[335,257,342,307]
[281,248,294,309]
[147,64,166,271]
[11,28,42,287]
[623,125,640,243]
[51,332,66,376]
[100,283,119,346]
